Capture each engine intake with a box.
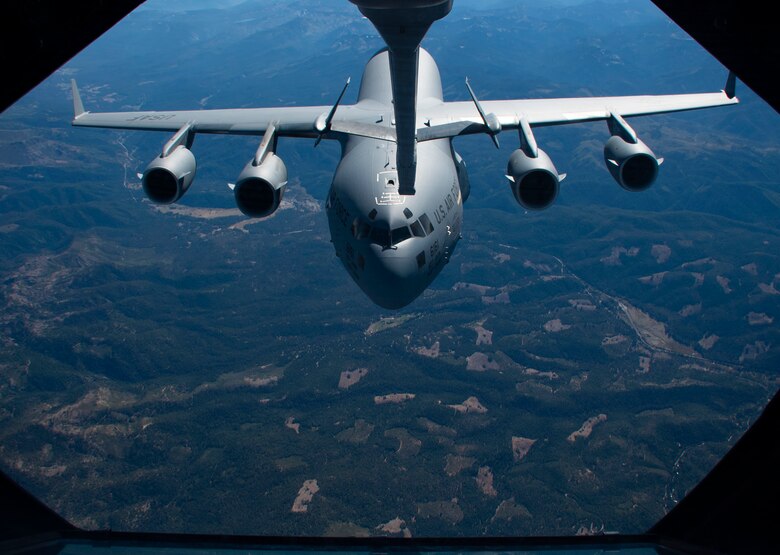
[234,154,288,218]
[604,136,661,191]
[506,148,562,210]
[142,146,196,204]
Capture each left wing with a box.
[417,73,738,142]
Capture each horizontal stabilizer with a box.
[417,121,474,142]
[330,121,396,142]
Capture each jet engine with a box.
[604,135,662,191]
[234,153,288,218]
[506,148,562,210]
[142,146,196,204]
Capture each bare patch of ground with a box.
[691,273,704,287]
[651,244,671,264]
[617,299,697,356]
[741,263,758,276]
[698,334,719,350]
[476,466,498,497]
[494,253,511,263]
[338,368,368,389]
[452,282,491,295]
[193,366,283,395]
[640,378,713,389]
[44,387,136,424]
[602,335,628,346]
[569,373,589,391]
[416,500,463,525]
[523,368,558,379]
[638,356,651,374]
[492,497,531,521]
[639,272,667,286]
[748,312,774,325]
[374,393,415,405]
[413,341,440,358]
[471,323,493,345]
[679,303,702,317]
[366,314,417,335]
[285,417,300,434]
[569,299,596,311]
[543,319,570,333]
[444,454,476,476]
[567,414,607,442]
[740,341,770,362]
[577,523,606,536]
[153,205,241,220]
[385,428,421,457]
[376,517,411,537]
[511,437,536,461]
[466,352,499,372]
[291,479,319,513]
[523,260,552,273]
[482,289,512,305]
[758,283,779,295]
[601,246,640,266]
[716,276,732,294]
[448,397,487,414]
[336,419,374,444]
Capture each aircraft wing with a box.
[72,79,357,140]
[417,75,738,142]
[69,78,401,143]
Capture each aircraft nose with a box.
[365,252,425,309]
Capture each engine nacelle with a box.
[604,135,661,191]
[234,154,288,218]
[142,146,196,204]
[506,148,561,210]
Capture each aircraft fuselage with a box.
[326,49,464,309]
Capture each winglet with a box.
[314,77,351,147]
[71,79,85,118]
[724,71,737,99]
[465,77,502,149]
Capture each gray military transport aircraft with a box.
[70,0,738,309]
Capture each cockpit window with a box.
[351,218,370,240]
[391,225,412,245]
[369,224,390,248]
[403,208,413,219]
[419,213,434,235]
[410,220,425,238]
